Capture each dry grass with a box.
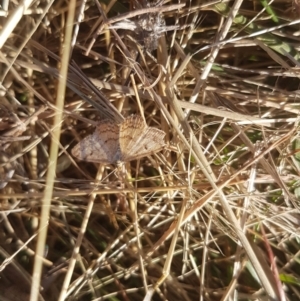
[1,0,300,300]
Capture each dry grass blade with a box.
[1,0,300,300]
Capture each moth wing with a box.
[119,115,147,161]
[123,126,165,162]
[72,120,120,164]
